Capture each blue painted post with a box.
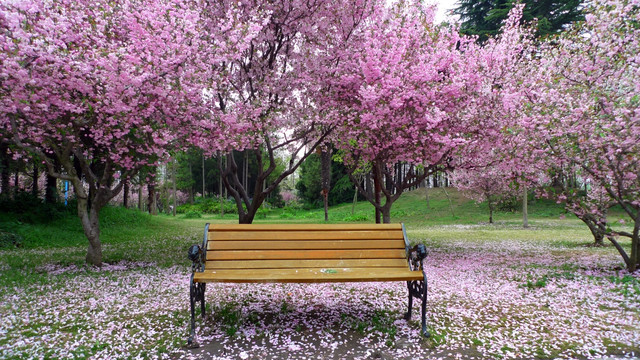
[64,181,68,206]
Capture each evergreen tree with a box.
[296,153,355,207]
[454,0,584,42]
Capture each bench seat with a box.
[194,267,423,283]
[187,223,429,346]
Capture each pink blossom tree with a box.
[0,0,254,265]
[206,0,378,224]
[327,2,474,223]
[520,0,640,271]
[545,178,618,247]
[329,2,537,224]
[461,4,542,229]
[451,166,517,224]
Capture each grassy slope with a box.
[0,188,633,283]
[260,187,568,225]
[0,188,638,359]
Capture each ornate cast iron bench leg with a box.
[187,244,206,347]
[405,244,430,337]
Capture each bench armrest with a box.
[407,243,428,272]
[188,244,205,272]
[188,223,209,273]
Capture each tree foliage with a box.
[0,0,253,265]
[296,153,355,208]
[454,0,584,42]
[205,0,378,223]
[519,0,640,271]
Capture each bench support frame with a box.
[187,223,209,347]
[404,243,429,337]
[187,223,429,345]
[188,274,206,346]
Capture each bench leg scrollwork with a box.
[404,244,429,337]
[188,244,206,347]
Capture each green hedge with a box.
[176,198,239,214]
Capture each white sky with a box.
[431,0,459,23]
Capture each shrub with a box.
[176,197,240,215]
[99,206,152,227]
[279,212,295,219]
[183,211,202,219]
[342,213,370,222]
[255,208,268,219]
[176,204,196,214]
[0,231,23,248]
[0,192,73,224]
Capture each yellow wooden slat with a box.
[210,231,403,241]
[205,258,409,269]
[208,224,402,232]
[193,267,423,283]
[208,239,405,251]
[207,249,406,261]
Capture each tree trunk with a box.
[123,179,129,208]
[202,154,206,197]
[606,235,631,269]
[238,189,266,224]
[138,182,143,211]
[172,159,177,216]
[188,161,194,204]
[365,172,373,199]
[630,215,639,272]
[238,207,256,224]
[522,184,529,228]
[381,203,391,224]
[373,166,382,224]
[592,231,605,246]
[13,171,19,195]
[347,161,431,226]
[487,195,495,224]
[148,183,157,215]
[352,186,357,215]
[321,150,331,222]
[77,197,103,266]
[238,213,255,224]
[243,151,248,192]
[424,180,430,208]
[45,174,57,203]
[32,161,38,198]
[631,237,638,272]
[221,126,332,224]
[219,152,224,217]
[0,142,9,196]
[443,187,455,218]
[489,206,494,224]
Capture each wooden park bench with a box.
[187,223,429,345]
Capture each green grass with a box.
[0,188,637,359]
[0,188,633,287]
[261,187,627,227]
[212,302,243,336]
[341,309,398,346]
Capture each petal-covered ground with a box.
[1,226,639,359]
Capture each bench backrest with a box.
[205,224,410,270]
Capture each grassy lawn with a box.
[0,188,638,359]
